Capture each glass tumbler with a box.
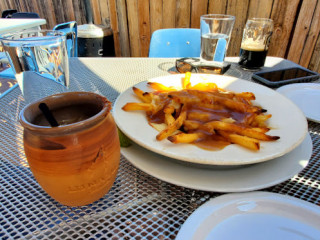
[0,30,69,103]
[200,14,235,63]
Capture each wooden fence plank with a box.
[127,0,140,57]
[91,0,101,24]
[138,0,151,57]
[268,0,300,58]
[162,0,176,28]
[116,0,130,56]
[176,0,191,28]
[300,0,320,69]
[191,0,207,28]
[309,34,320,73]
[287,0,318,64]
[247,0,273,19]
[108,0,121,56]
[150,0,163,33]
[226,0,249,57]
[208,0,227,14]
[38,0,56,28]
[98,0,111,26]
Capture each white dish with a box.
[176,191,320,240]
[121,134,312,192]
[277,83,320,123]
[114,74,308,166]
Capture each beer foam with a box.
[241,39,266,51]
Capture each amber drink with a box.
[19,92,120,206]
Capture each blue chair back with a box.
[11,12,40,18]
[149,28,200,58]
[53,21,78,57]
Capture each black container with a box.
[77,0,115,57]
[78,24,115,57]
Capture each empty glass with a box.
[0,30,69,103]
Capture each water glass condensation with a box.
[238,18,274,69]
[200,14,235,63]
[0,30,69,103]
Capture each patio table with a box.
[0,18,46,34]
[0,57,319,239]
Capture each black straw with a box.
[38,103,59,127]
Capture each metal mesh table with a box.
[1,57,319,239]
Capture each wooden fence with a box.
[1,0,319,73]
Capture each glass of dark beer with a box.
[238,18,274,70]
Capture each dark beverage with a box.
[238,47,268,69]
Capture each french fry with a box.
[188,82,218,92]
[205,121,279,141]
[122,102,154,111]
[187,111,212,122]
[218,130,260,151]
[132,86,152,103]
[165,113,175,125]
[182,72,191,89]
[156,105,187,141]
[186,90,261,113]
[148,82,177,92]
[168,132,204,144]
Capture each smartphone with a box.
[252,67,320,87]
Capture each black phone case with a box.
[252,67,320,88]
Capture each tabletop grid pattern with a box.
[1,57,319,239]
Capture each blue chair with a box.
[11,12,40,19]
[148,28,201,58]
[53,21,78,57]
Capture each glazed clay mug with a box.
[19,92,120,206]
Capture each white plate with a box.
[114,74,308,165]
[176,191,320,240]
[277,83,320,123]
[121,134,312,192]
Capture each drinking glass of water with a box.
[200,14,235,63]
[0,30,69,103]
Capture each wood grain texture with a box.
[309,34,320,73]
[226,0,249,57]
[162,0,176,28]
[98,0,111,26]
[150,0,163,33]
[108,0,121,56]
[268,0,300,58]
[191,0,207,28]
[138,0,151,57]
[127,0,140,57]
[287,0,318,63]
[176,0,191,28]
[116,0,130,56]
[247,0,273,19]
[91,0,102,24]
[300,0,320,68]
[208,0,227,14]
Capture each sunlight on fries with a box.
[122,72,280,151]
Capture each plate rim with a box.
[176,191,320,240]
[120,133,312,192]
[114,74,308,166]
[277,82,320,123]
